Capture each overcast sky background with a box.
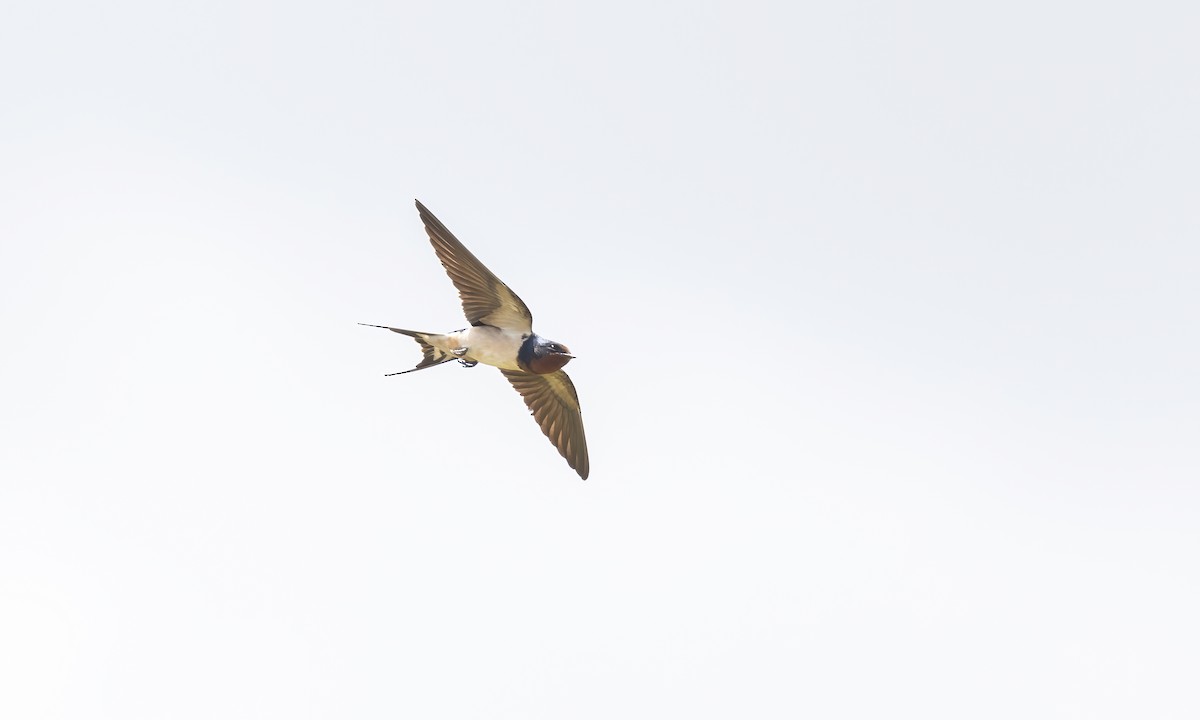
[2,1,1198,718]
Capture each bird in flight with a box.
[362,200,589,480]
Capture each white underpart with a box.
[430,325,525,371]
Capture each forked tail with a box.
[358,324,456,376]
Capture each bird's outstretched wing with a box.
[500,369,589,480]
[416,200,533,333]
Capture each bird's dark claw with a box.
[458,359,478,368]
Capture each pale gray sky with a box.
[2,1,1198,718]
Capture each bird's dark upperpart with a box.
[518,334,575,375]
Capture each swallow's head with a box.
[523,336,575,375]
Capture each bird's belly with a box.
[458,326,524,371]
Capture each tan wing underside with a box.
[416,200,533,333]
[500,369,589,480]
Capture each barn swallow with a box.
[362,200,589,480]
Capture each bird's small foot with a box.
[452,347,474,367]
